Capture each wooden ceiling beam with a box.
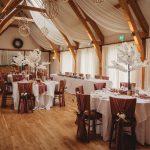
[0,8,20,34]
[128,0,149,34]
[80,8,104,44]
[17,5,46,13]
[119,0,145,61]
[68,0,102,75]
[60,31,77,72]
[0,0,23,19]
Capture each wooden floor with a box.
[0,93,149,150]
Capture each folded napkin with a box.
[38,83,47,94]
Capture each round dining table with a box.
[90,90,150,145]
[12,80,58,110]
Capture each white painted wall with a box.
[50,54,60,74]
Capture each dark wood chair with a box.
[101,76,109,80]
[13,75,23,82]
[120,82,136,89]
[79,73,84,77]
[95,75,100,79]
[1,81,13,108]
[94,83,106,90]
[109,97,136,150]
[75,85,84,95]
[54,80,66,107]
[18,83,34,113]
[76,93,102,142]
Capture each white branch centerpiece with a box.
[26,49,50,79]
[12,52,27,71]
[108,42,149,90]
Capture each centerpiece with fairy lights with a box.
[108,42,149,90]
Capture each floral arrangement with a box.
[12,52,27,66]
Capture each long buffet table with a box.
[51,74,112,94]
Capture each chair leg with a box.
[131,125,136,150]
[18,99,21,113]
[93,119,96,135]
[62,93,65,106]
[87,120,90,142]
[59,94,61,107]
[1,94,6,108]
[109,122,115,148]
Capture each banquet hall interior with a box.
[0,0,150,150]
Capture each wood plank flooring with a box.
[0,93,149,150]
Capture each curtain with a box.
[102,42,142,88]
[77,47,99,77]
[60,51,74,73]
[145,39,150,90]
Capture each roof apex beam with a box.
[128,0,149,34]
[119,0,144,61]
[17,5,46,13]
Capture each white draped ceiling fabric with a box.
[75,0,141,33]
[27,0,66,46]
[30,24,52,50]
[27,0,90,45]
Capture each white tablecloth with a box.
[51,74,112,94]
[90,90,150,145]
[12,80,58,110]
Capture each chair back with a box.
[75,86,84,95]
[59,80,66,93]
[120,82,136,88]
[85,74,90,79]
[94,83,106,90]
[18,83,33,95]
[76,93,90,113]
[79,73,84,77]
[110,97,136,120]
[13,75,23,82]
[95,75,100,79]
[101,76,109,80]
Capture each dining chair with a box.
[101,76,109,80]
[79,73,84,77]
[95,75,100,79]
[85,74,90,79]
[1,81,13,108]
[109,96,136,150]
[54,80,66,107]
[120,82,136,89]
[76,93,102,142]
[94,83,106,90]
[75,85,84,95]
[13,75,23,82]
[18,83,34,113]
